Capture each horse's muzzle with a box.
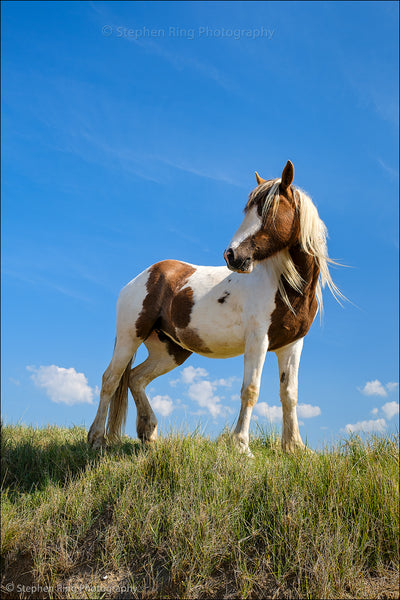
[224,248,253,273]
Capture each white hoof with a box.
[233,434,255,458]
[242,447,255,459]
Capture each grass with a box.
[1,424,399,599]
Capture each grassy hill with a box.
[1,424,399,599]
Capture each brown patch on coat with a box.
[178,327,211,354]
[171,287,194,328]
[135,260,195,340]
[155,329,192,365]
[268,246,319,351]
[135,260,211,356]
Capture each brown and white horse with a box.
[88,161,342,456]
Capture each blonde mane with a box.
[258,179,344,315]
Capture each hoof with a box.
[233,434,255,459]
[282,440,313,454]
[242,447,255,459]
[138,434,158,445]
[88,427,106,449]
[137,422,158,444]
[142,438,157,446]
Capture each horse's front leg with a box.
[233,331,269,458]
[275,338,305,453]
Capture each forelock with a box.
[244,179,277,215]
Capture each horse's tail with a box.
[106,355,134,441]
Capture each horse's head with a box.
[224,161,300,273]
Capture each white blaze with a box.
[228,206,261,250]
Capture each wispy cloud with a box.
[377,158,399,179]
[343,58,399,126]
[4,269,93,304]
[386,382,399,392]
[5,62,243,190]
[28,365,98,405]
[111,26,239,95]
[153,155,244,188]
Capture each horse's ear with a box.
[255,171,266,186]
[281,161,294,190]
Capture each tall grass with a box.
[1,424,399,599]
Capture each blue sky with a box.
[1,1,398,449]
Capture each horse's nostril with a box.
[225,248,234,262]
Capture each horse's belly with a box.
[177,301,245,358]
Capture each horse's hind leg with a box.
[275,338,305,453]
[88,335,139,449]
[129,331,191,442]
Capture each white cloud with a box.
[370,407,379,415]
[297,403,321,418]
[28,365,97,405]
[212,376,240,387]
[254,402,321,422]
[151,394,174,417]
[173,365,238,418]
[188,379,222,418]
[343,419,386,434]
[386,382,399,392]
[254,402,282,423]
[381,401,399,420]
[359,380,387,397]
[180,366,209,384]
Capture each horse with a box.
[88,160,342,456]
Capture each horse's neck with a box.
[271,244,320,314]
[289,244,320,295]
[266,245,320,351]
